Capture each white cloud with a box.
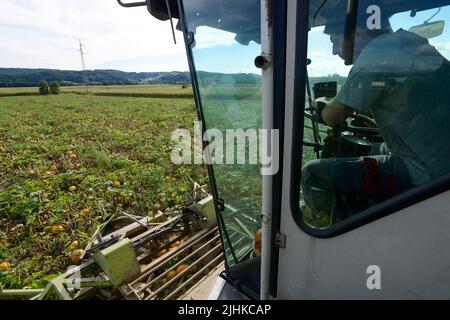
[193,26,237,49]
[0,0,188,71]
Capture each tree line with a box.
[39,80,60,95]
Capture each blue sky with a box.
[0,0,188,72]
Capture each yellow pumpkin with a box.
[69,241,79,251]
[176,264,189,275]
[51,225,65,235]
[0,262,12,271]
[113,181,121,188]
[166,270,177,281]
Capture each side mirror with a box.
[313,81,338,99]
[409,20,445,39]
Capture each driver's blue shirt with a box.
[335,29,450,185]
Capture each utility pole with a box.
[78,40,89,93]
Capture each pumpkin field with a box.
[0,88,208,289]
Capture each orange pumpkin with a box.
[70,249,84,265]
[156,249,168,258]
[254,229,262,254]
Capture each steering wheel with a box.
[304,109,380,136]
[343,113,380,136]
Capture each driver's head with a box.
[323,22,346,58]
[320,0,391,60]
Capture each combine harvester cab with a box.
[117,0,450,300]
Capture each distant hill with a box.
[0,67,346,88]
[0,68,262,87]
[0,68,191,87]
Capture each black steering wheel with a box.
[343,113,380,136]
[304,109,380,136]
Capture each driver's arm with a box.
[321,100,356,127]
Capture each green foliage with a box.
[49,81,60,95]
[0,92,39,97]
[38,80,49,95]
[90,92,193,99]
[0,84,194,98]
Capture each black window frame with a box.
[270,0,288,298]
[290,0,450,239]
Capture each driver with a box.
[302,1,450,220]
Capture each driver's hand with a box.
[315,98,327,113]
[313,98,328,125]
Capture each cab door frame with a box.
[276,0,450,299]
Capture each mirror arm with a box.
[343,0,358,66]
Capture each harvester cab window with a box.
[300,0,450,230]
[182,0,262,267]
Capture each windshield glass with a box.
[182,0,262,267]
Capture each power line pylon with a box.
[78,40,89,93]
